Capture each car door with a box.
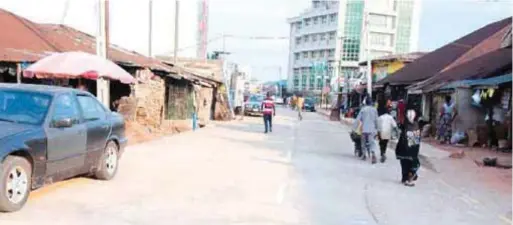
[45,93,87,175]
[76,94,111,167]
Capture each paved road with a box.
[0,108,510,224]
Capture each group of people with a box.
[351,96,421,187]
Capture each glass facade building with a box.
[287,0,420,92]
[341,1,364,62]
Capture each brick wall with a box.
[134,69,165,128]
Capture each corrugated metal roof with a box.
[37,24,174,73]
[378,17,512,85]
[359,52,427,66]
[441,73,512,90]
[0,9,175,74]
[0,9,57,62]
[410,48,512,92]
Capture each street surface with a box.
[0,107,511,224]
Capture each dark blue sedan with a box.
[0,84,127,212]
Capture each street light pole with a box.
[173,0,180,64]
[365,11,372,96]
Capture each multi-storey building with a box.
[286,0,421,93]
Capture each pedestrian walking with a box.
[354,97,379,163]
[395,106,421,187]
[296,94,305,121]
[437,95,457,144]
[261,92,276,133]
[378,109,398,163]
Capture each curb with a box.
[317,110,440,173]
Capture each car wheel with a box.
[0,156,32,212]
[94,141,119,180]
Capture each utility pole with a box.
[96,0,110,107]
[365,11,372,96]
[148,0,153,57]
[173,0,180,64]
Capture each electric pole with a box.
[96,0,110,107]
[173,0,180,64]
[148,0,153,57]
[365,11,372,96]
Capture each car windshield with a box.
[0,90,52,125]
[249,95,264,102]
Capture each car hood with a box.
[245,101,262,105]
[0,121,37,141]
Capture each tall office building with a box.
[286,0,421,93]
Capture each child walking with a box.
[377,110,398,163]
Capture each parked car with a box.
[0,84,127,212]
[244,94,264,116]
[303,98,316,112]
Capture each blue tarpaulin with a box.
[441,73,512,90]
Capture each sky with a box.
[0,0,511,82]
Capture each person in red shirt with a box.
[261,92,276,133]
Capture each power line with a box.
[175,34,289,53]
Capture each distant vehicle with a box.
[244,94,265,116]
[303,98,316,112]
[0,84,127,212]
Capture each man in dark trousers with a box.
[261,92,276,133]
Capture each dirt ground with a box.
[125,120,193,145]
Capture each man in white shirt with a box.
[378,110,398,163]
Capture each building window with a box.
[329,13,337,23]
[295,37,301,45]
[305,18,311,26]
[294,53,300,61]
[328,49,335,57]
[311,51,317,59]
[312,34,317,42]
[296,22,302,30]
[293,68,300,76]
[321,15,327,24]
[313,17,319,25]
[304,35,309,42]
[319,50,325,58]
[303,52,308,59]
[329,32,335,40]
[370,33,392,47]
[313,1,320,8]
[369,14,389,29]
[320,33,326,41]
[293,79,299,88]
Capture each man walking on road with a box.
[355,97,379,163]
[261,92,276,133]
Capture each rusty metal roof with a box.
[0,9,175,74]
[359,52,427,66]
[0,9,57,62]
[378,17,512,86]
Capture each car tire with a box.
[94,141,119,181]
[0,156,32,212]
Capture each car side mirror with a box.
[53,118,73,128]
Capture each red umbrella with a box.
[23,51,136,84]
